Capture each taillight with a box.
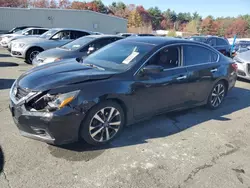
[231,63,238,71]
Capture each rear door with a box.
[183,44,220,104]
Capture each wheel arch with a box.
[25,46,44,58]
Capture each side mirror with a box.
[24,32,29,35]
[142,65,164,74]
[87,46,95,54]
[247,46,250,50]
[76,57,83,63]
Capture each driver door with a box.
[132,45,189,119]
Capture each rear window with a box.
[216,38,228,45]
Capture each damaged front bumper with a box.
[9,100,85,145]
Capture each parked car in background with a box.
[0,28,48,50]
[234,50,250,80]
[11,28,93,64]
[33,35,123,66]
[0,26,41,35]
[92,32,103,35]
[9,37,237,146]
[231,41,250,57]
[189,36,231,57]
[117,33,137,37]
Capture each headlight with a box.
[38,90,80,111]
[43,57,62,64]
[17,43,26,48]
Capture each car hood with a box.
[1,34,22,38]
[236,51,250,62]
[37,47,75,59]
[13,37,47,44]
[17,61,116,91]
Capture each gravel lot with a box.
[0,47,250,188]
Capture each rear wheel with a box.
[207,81,226,109]
[25,47,43,64]
[80,101,125,146]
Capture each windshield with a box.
[82,41,155,72]
[20,28,30,34]
[40,29,59,39]
[189,37,207,43]
[14,29,26,34]
[60,37,95,50]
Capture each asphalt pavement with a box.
[0,48,250,188]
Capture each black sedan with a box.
[9,37,237,146]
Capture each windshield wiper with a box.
[84,63,105,70]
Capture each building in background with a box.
[0,7,127,34]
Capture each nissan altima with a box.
[9,37,237,146]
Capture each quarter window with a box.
[184,45,218,66]
[216,38,228,46]
[147,46,180,69]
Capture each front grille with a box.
[248,64,250,75]
[11,51,22,56]
[15,87,29,100]
[237,70,246,76]
[37,58,44,63]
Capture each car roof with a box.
[86,34,123,39]
[52,28,93,33]
[191,35,227,40]
[123,36,203,46]
[25,27,49,30]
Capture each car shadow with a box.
[48,87,250,161]
[0,54,11,58]
[0,146,4,174]
[0,62,19,67]
[0,79,15,90]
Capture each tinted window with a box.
[147,46,180,69]
[36,29,47,35]
[184,45,218,66]
[71,31,90,39]
[92,38,120,50]
[207,38,216,46]
[217,38,228,45]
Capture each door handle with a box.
[176,75,187,80]
[210,68,218,73]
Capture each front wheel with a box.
[80,101,125,146]
[25,48,43,64]
[207,81,226,109]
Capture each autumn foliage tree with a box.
[0,0,250,36]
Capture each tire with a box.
[207,81,226,110]
[80,100,125,146]
[25,47,43,64]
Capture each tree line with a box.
[1,0,250,37]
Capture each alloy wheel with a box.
[29,51,40,62]
[210,83,225,108]
[89,107,121,142]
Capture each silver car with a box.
[234,50,250,80]
[11,28,93,64]
[33,35,123,66]
[1,28,48,48]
